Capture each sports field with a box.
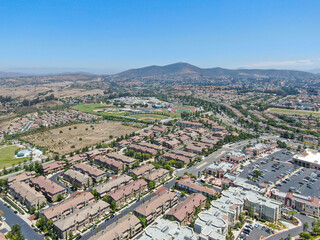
[127,114,168,121]
[0,146,29,168]
[71,104,127,117]
[267,108,320,116]
[171,106,196,114]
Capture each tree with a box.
[248,206,254,218]
[6,224,24,240]
[110,200,117,211]
[299,232,311,239]
[303,222,309,232]
[148,181,156,190]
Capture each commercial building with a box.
[293,149,320,169]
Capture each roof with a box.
[91,214,140,240]
[8,171,35,185]
[95,175,132,195]
[130,164,155,176]
[42,192,94,220]
[143,168,169,181]
[134,190,177,217]
[176,177,216,196]
[73,163,106,177]
[107,152,136,164]
[108,179,147,201]
[30,176,65,195]
[293,149,320,165]
[54,200,109,231]
[64,169,91,184]
[10,181,45,203]
[166,193,206,222]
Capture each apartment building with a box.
[42,192,95,222]
[107,179,148,208]
[134,189,178,225]
[138,219,197,240]
[166,193,206,225]
[73,163,106,182]
[90,214,142,240]
[30,176,66,202]
[9,182,46,210]
[8,171,35,185]
[94,175,132,198]
[63,169,93,189]
[53,200,110,239]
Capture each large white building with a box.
[293,149,320,169]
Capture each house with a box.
[179,121,203,129]
[73,163,106,182]
[63,170,93,189]
[8,171,35,185]
[90,214,142,240]
[106,152,137,168]
[9,182,46,210]
[166,193,206,225]
[176,176,217,197]
[66,154,86,165]
[30,176,66,202]
[42,192,95,222]
[163,138,181,149]
[134,189,178,225]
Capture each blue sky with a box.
[0,0,320,74]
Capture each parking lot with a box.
[239,157,296,186]
[277,167,320,198]
[267,150,295,163]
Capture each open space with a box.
[267,108,320,116]
[22,122,139,154]
[171,106,196,115]
[126,114,168,121]
[0,146,29,168]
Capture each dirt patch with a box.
[22,122,138,154]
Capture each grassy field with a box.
[71,104,129,117]
[267,108,320,116]
[23,122,138,154]
[172,106,195,114]
[153,109,180,118]
[0,146,29,168]
[127,114,168,121]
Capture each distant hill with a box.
[111,62,317,80]
[0,71,29,78]
[308,68,320,74]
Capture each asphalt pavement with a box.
[0,200,44,240]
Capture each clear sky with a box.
[0,0,320,74]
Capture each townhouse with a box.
[176,176,217,197]
[163,149,196,165]
[134,189,178,225]
[107,179,148,208]
[53,200,110,239]
[93,155,124,172]
[66,154,86,165]
[166,193,206,225]
[90,214,142,240]
[30,176,66,202]
[63,169,93,189]
[129,164,155,178]
[179,121,203,129]
[42,192,95,222]
[9,182,46,210]
[94,175,132,198]
[143,168,170,185]
[106,152,137,168]
[43,161,66,175]
[8,171,35,185]
[73,163,106,182]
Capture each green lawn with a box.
[153,109,180,118]
[267,108,320,116]
[0,146,29,169]
[127,114,168,120]
[174,108,193,113]
[71,104,128,117]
